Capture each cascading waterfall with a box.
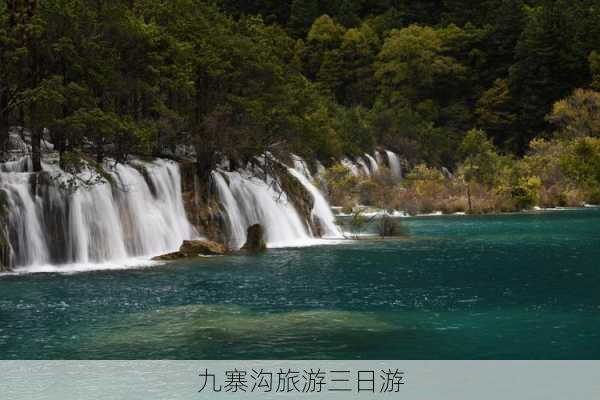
[1,169,49,267]
[209,151,408,250]
[0,158,197,270]
[341,151,403,178]
[291,154,312,179]
[212,152,346,249]
[1,138,401,272]
[212,170,312,249]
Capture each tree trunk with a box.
[96,138,104,164]
[0,94,8,157]
[466,182,473,213]
[31,126,42,172]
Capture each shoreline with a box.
[334,204,600,219]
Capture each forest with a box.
[1,0,599,211]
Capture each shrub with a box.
[511,176,542,210]
[377,215,408,237]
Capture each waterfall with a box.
[0,158,196,271]
[291,154,312,178]
[341,158,360,177]
[356,156,371,176]
[385,150,403,178]
[1,170,50,266]
[212,170,312,249]
[211,172,248,250]
[365,154,379,174]
[213,153,343,249]
[288,169,343,238]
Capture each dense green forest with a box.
[1,0,599,209]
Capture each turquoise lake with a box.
[1,209,600,359]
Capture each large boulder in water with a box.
[152,240,226,261]
[180,240,226,256]
[242,224,267,253]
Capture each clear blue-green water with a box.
[1,209,600,360]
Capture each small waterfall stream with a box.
[365,154,379,174]
[287,169,342,238]
[385,150,403,178]
[340,150,403,179]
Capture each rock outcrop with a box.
[179,240,226,256]
[0,190,12,271]
[179,161,229,245]
[242,224,267,253]
[152,240,226,261]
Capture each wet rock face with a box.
[179,161,228,245]
[0,191,12,271]
[0,236,9,271]
[242,224,267,253]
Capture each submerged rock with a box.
[152,240,226,261]
[242,224,267,253]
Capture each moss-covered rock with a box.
[152,240,226,261]
[242,224,267,253]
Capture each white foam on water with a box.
[10,257,159,275]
